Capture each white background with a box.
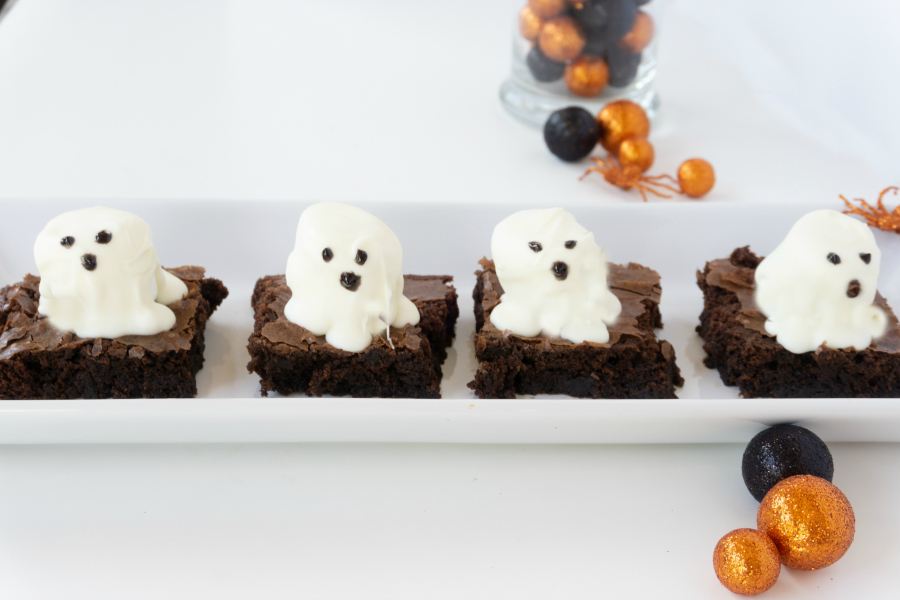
[2,0,900,598]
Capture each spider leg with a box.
[643,173,679,185]
[877,186,899,214]
[640,184,674,200]
[579,167,605,181]
[636,185,649,203]
[641,177,681,196]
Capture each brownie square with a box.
[469,258,682,399]
[0,266,229,399]
[246,274,458,398]
[698,246,900,398]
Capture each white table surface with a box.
[2,1,900,598]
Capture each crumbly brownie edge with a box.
[470,261,682,399]
[0,270,228,399]
[246,275,447,399]
[696,246,900,398]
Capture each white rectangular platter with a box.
[2,199,900,444]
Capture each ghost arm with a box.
[155,267,188,306]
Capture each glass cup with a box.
[500,0,660,126]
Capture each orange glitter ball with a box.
[596,99,650,153]
[618,11,655,53]
[677,158,715,198]
[616,137,654,173]
[713,529,781,596]
[757,475,855,571]
[564,55,609,97]
[539,16,586,62]
[528,0,567,19]
[518,6,545,42]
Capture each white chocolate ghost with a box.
[755,209,887,354]
[33,206,188,338]
[283,202,420,352]
[490,208,622,344]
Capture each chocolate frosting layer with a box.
[0,266,210,360]
[704,250,900,354]
[477,257,661,348]
[258,275,453,353]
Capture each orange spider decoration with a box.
[841,186,900,233]
[580,154,682,202]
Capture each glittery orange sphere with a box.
[596,99,650,153]
[713,529,781,596]
[677,158,715,198]
[528,0,567,19]
[519,6,545,42]
[538,16,586,63]
[619,11,655,53]
[757,475,855,571]
[564,55,609,97]
[616,137,654,172]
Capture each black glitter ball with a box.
[572,0,609,31]
[526,47,566,83]
[606,44,642,87]
[742,424,834,503]
[582,36,608,58]
[589,0,637,43]
[544,107,599,162]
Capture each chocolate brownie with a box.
[697,246,900,397]
[0,266,228,399]
[247,274,458,398]
[469,258,682,399]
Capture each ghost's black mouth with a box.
[847,280,861,298]
[552,261,568,281]
[341,272,361,292]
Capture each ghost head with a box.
[755,209,887,353]
[283,203,420,352]
[490,208,622,344]
[33,206,188,338]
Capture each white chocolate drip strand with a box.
[489,208,622,344]
[755,209,887,354]
[283,202,420,353]
[33,206,188,339]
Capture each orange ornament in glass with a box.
[619,11,655,53]
[518,6,545,42]
[564,55,609,97]
[528,0,567,19]
[539,16,586,62]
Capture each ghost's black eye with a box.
[322,248,333,262]
[528,242,542,253]
[827,253,841,265]
[565,240,577,249]
[355,250,368,265]
[860,253,872,264]
[60,236,75,248]
[95,230,112,244]
[81,254,97,271]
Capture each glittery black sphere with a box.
[587,0,637,43]
[543,107,599,162]
[526,46,566,83]
[606,44,641,87]
[582,36,608,57]
[571,0,609,31]
[742,424,834,503]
